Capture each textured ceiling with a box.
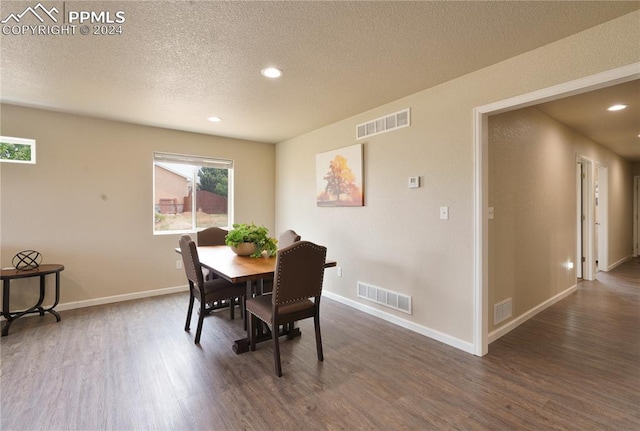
[537,80,640,162]
[1,1,639,149]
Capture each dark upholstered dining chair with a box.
[246,241,327,377]
[196,226,244,314]
[179,235,246,345]
[197,226,227,247]
[260,229,301,295]
[278,229,301,249]
[197,227,227,280]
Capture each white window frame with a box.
[153,151,234,235]
[0,136,36,164]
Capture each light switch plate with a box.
[440,206,449,220]
[408,176,420,188]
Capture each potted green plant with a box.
[225,222,278,257]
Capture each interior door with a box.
[576,162,584,279]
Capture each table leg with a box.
[37,275,46,316]
[1,279,42,336]
[44,271,62,322]
[232,278,301,354]
[233,280,254,353]
[286,324,301,340]
[2,279,11,336]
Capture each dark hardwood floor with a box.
[2,259,638,430]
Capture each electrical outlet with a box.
[336,267,343,277]
[176,260,182,270]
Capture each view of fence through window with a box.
[153,154,232,233]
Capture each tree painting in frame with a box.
[316,143,364,207]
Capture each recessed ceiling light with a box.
[607,104,628,111]
[207,116,222,123]
[261,67,282,79]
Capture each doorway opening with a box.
[576,157,595,281]
[595,165,609,272]
[577,160,586,279]
[473,63,639,356]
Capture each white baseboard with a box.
[322,290,475,354]
[1,285,189,321]
[56,284,189,312]
[607,255,631,271]
[488,284,577,344]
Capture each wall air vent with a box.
[357,281,412,314]
[494,297,512,325]
[356,108,410,140]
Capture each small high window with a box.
[153,152,233,234]
[0,136,36,164]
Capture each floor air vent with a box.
[356,108,410,139]
[494,298,512,325]
[357,281,412,314]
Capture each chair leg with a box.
[229,297,235,320]
[194,303,205,345]
[249,313,256,352]
[314,314,324,361]
[185,294,195,331]
[273,322,282,377]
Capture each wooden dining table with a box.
[177,245,336,354]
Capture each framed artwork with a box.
[316,143,364,207]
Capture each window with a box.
[153,152,233,233]
[0,136,36,164]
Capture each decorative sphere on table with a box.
[12,250,42,271]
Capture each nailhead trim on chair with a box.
[274,242,326,306]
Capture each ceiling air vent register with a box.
[356,108,410,139]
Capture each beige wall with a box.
[0,105,275,307]
[488,107,632,332]
[275,11,640,347]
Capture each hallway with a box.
[487,257,639,428]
